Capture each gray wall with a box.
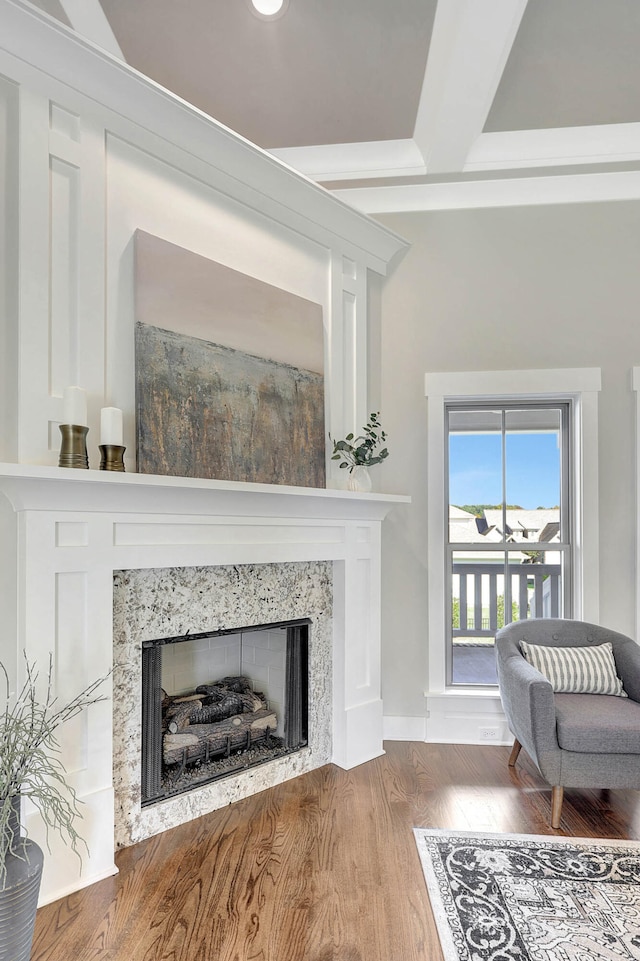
[375,201,640,718]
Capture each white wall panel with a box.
[15,83,107,465]
[0,74,19,462]
[346,558,372,696]
[55,571,89,772]
[113,520,346,548]
[49,156,80,395]
[17,86,50,463]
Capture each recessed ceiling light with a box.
[249,0,289,20]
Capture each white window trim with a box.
[632,368,640,640]
[424,368,601,696]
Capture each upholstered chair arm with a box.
[613,639,640,703]
[497,653,562,784]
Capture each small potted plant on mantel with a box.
[0,655,108,961]
[330,411,389,492]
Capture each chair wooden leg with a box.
[508,739,522,767]
[551,786,564,829]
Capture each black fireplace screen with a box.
[141,619,309,806]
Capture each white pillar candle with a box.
[100,406,123,446]
[63,386,87,426]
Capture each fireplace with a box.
[113,560,335,847]
[0,464,406,903]
[140,619,310,805]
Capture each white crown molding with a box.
[334,169,640,214]
[269,139,427,182]
[0,0,408,273]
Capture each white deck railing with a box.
[452,561,562,639]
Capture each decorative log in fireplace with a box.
[141,620,309,806]
[162,676,276,766]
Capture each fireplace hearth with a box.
[141,620,309,805]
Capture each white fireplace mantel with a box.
[0,462,407,519]
[0,463,409,904]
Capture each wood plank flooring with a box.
[32,741,640,961]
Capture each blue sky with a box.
[449,432,560,509]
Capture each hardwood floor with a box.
[32,741,640,961]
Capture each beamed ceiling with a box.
[24,0,640,213]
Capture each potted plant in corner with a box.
[331,411,389,492]
[0,655,108,961]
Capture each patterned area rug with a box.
[414,828,640,960]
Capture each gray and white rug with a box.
[414,828,640,960]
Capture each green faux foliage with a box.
[330,412,389,472]
[0,655,109,885]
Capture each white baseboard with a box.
[425,691,512,745]
[384,695,514,746]
[383,715,427,741]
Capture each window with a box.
[425,368,601,698]
[446,402,571,686]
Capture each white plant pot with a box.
[348,466,372,493]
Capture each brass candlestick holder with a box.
[58,424,89,469]
[99,444,126,471]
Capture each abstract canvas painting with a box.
[135,322,326,487]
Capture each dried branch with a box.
[0,654,110,885]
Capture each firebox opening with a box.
[141,619,310,806]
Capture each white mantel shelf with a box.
[0,463,409,518]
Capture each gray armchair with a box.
[495,618,640,828]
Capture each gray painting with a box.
[135,323,326,487]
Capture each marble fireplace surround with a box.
[0,464,408,904]
[114,561,333,848]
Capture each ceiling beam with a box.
[466,123,640,171]
[269,122,640,185]
[270,139,426,182]
[413,0,528,174]
[334,170,640,214]
[58,0,124,59]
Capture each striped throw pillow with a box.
[519,641,627,697]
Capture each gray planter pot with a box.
[0,802,44,961]
[0,840,44,961]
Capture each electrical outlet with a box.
[479,727,499,740]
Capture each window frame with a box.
[424,368,601,695]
